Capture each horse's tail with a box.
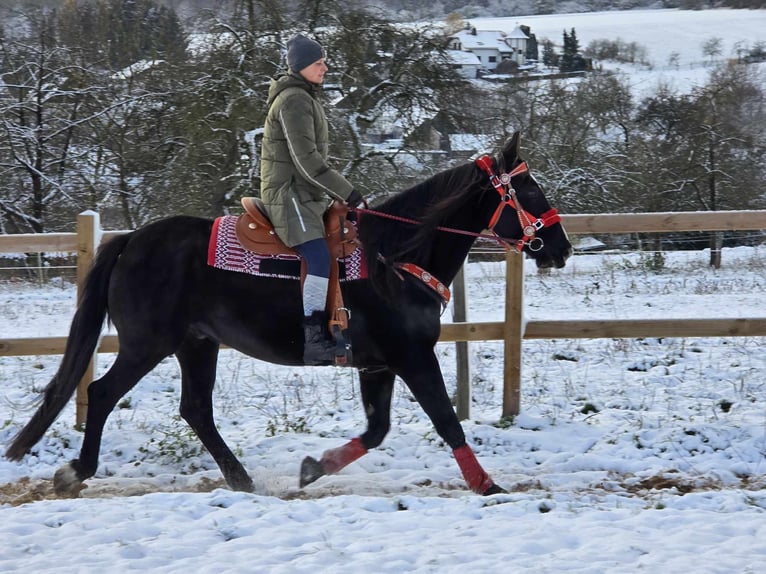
[5,232,132,461]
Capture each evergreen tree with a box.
[560,29,573,71]
[541,39,558,69]
[560,27,588,72]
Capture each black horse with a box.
[6,132,571,497]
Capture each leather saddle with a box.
[237,197,359,258]
[236,197,360,365]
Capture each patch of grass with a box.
[138,416,204,464]
[265,413,310,437]
[494,415,515,429]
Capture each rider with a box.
[260,33,364,366]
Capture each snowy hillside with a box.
[469,8,766,96]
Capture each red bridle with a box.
[474,155,561,252]
[349,157,561,309]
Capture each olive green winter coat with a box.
[260,73,354,247]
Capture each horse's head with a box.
[480,132,572,269]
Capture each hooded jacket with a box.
[260,73,354,247]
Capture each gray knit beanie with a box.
[287,34,324,73]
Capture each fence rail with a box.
[1,210,765,423]
[441,317,766,341]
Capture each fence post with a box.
[503,251,524,418]
[75,211,101,427]
[453,263,470,420]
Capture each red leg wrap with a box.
[453,445,495,494]
[320,438,367,475]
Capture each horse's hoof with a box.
[482,483,508,496]
[53,463,87,498]
[299,456,325,488]
[229,476,255,492]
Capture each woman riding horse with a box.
[260,33,364,365]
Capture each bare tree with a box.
[635,63,766,266]
[319,9,467,193]
[688,63,766,266]
[0,2,192,232]
[701,36,722,65]
[0,11,90,233]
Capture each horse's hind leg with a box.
[300,368,395,488]
[176,337,253,492]
[54,351,164,497]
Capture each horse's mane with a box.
[359,159,486,298]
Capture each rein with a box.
[353,207,508,246]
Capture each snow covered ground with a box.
[1,245,765,572]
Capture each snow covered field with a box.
[472,8,766,67]
[1,244,765,572]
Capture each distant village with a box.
[447,24,536,79]
[358,24,582,159]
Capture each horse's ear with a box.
[502,131,521,161]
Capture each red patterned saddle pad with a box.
[207,215,366,281]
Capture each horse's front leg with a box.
[398,350,506,495]
[299,368,395,487]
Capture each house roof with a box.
[508,25,529,40]
[447,50,482,66]
[452,30,513,54]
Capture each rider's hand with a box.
[345,189,364,208]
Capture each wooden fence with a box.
[1,210,765,424]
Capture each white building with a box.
[506,25,530,65]
[448,25,529,73]
[447,49,482,79]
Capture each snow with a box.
[1,245,765,572]
[449,133,494,153]
[1,8,766,572]
[446,49,481,66]
[452,29,514,52]
[111,59,166,80]
[470,8,766,67]
[468,8,766,97]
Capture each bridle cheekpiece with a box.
[475,155,561,252]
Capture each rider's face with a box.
[299,58,328,85]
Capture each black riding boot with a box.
[303,311,336,366]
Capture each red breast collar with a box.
[395,262,451,309]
